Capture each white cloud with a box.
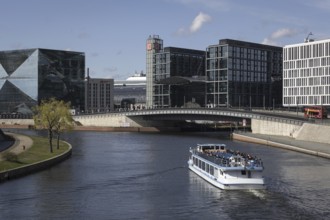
[190,12,212,33]
[262,28,299,46]
[176,12,212,35]
[270,28,298,39]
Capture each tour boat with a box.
[188,144,265,190]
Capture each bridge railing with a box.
[87,107,309,126]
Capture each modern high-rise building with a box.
[85,77,114,113]
[283,38,330,107]
[0,48,85,114]
[206,39,283,108]
[146,35,163,108]
[153,47,205,107]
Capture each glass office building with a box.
[283,39,330,107]
[206,39,283,108]
[153,47,205,107]
[0,48,85,114]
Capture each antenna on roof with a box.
[304,32,313,43]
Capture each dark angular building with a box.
[206,39,283,108]
[0,48,85,114]
[152,47,205,107]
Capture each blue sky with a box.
[1,0,330,79]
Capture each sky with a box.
[1,0,330,80]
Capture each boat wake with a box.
[247,189,267,200]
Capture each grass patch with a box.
[0,136,70,171]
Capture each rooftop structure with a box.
[114,72,146,110]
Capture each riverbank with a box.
[0,133,72,182]
[232,132,330,160]
[0,124,181,132]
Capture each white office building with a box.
[283,39,330,107]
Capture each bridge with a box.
[1,108,329,144]
[74,108,308,126]
[72,107,330,144]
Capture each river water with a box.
[0,130,329,220]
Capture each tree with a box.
[33,98,74,153]
[53,101,74,149]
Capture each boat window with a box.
[210,166,214,175]
[202,161,205,170]
[241,170,246,175]
[248,171,251,178]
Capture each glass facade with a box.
[206,39,283,108]
[0,49,85,114]
[146,35,163,108]
[153,47,205,107]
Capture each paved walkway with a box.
[0,132,33,161]
[234,131,330,158]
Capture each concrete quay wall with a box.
[0,119,34,127]
[251,119,301,137]
[294,123,330,143]
[0,116,145,128]
[0,142,72,182]
[73,114,142,127]
[232,133,330,160]
[251,119,330,144]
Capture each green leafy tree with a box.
[33,98,74,153]
[53,101,74,149]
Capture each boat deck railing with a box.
[191,148,263,169]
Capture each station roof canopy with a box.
[156,76,206,85]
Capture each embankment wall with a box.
[0,142,72,182]
[251,119,301,137]
[232,133,330,159]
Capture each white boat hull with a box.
[188,160,265,190]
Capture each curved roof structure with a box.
[156,76,205,85]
